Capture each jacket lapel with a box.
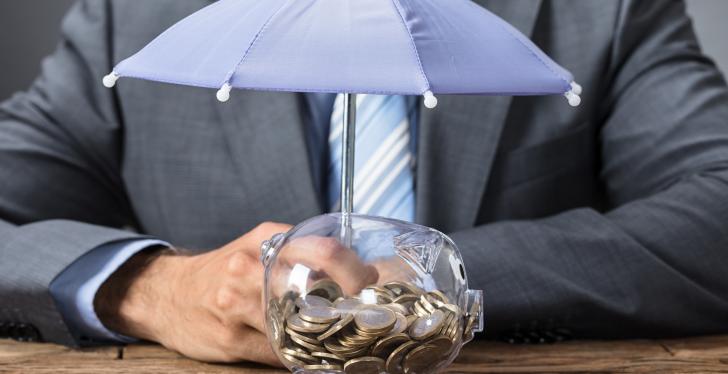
[216,91,322,223]
[415,0,544,232]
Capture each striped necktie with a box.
[328,94,415,222]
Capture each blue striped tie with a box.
[328,94,415,222]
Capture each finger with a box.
[280,236,379,295]
[222,222,293,256]
[216,252,267,332]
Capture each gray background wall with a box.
[0,0,727,101]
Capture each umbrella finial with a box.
[564,82,582,107]
[423,91,438,109]
[102,72,120,88]
[216,83,232,103]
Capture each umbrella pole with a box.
[340,93,357,247]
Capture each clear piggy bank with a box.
[260,214,484,374]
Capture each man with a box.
[2,0,728,365]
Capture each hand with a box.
[95,222,379,365]
[96,222,292,364]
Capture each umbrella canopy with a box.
[103,0,582,107]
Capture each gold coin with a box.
[290,333,327,353]
[409,310,445,340]
[281,353,307,367]
[355,306,396,333]
[383,281,422,296]
[402,344,441,374]
[299,306,341,324]
[324,340,355,354]
[317,313,354,341]
[426,336,454,357]
[412,301,429,318]
[428,290,450,304]
[371,333,410,359]
[308,279,344,301]
[338,345,371,358]
[382,302,409,316]
[296,294,334,309]
[285,326,320,345]
[388,312,408,335]
[311,351,347,363]
[351,326,387,339]
[438,312,454,336]
[286,313,330,333]
[385,340,419,374]
[405,314,418,328]
[419,295,437,314]
[305,364,343,371]
[344,356,385,374]
[464,298,480,337]
[280,348,317,364]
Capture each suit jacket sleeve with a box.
[0,0,145,346]
[452,0,728,339]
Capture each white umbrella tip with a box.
[102,72,119,88]
[564,82,582,107]
[423,91,438,109]
[216,83,232,102]
[570,82,583,96]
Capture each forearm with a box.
[451,170,728,339]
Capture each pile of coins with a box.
[267,279,479,374]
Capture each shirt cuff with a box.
[50,239,170,344]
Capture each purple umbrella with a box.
[103,0,582,219]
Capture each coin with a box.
[383,302,409,316]
[281,347,317,364]
[428,290,450,304]
[344,356,385,374]
[309,279,344,301]
[272,280,469,372]
[285,326,320,345]
[282,353,307,367]
[305,364,344,371]
[371,333,410,359]
[409,310,446,340]
[464,298,480,338]
[383,281,422,296]
[296,294,333,309]
[311,351,347,363]
[299,305,341,324]
[402,344,441,374]
[287,313,331,333]
[419,295,437,314]
[426,335,454,357]
[388,313,408,335]
[318,313,355,341]
[335,297,363,314]
[355,306,396,333]
[385,340,419,374]
[290,333,327,352]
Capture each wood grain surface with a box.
[1,335,727,373]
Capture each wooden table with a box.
[1,336,727,373]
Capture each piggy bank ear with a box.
[394,228,443,275]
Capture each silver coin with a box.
[286,313,331,333]
[296,294,334,309]
[409,310,445,340]
[355,306,397,333]
[299,305,341,324]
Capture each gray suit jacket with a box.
[1,0,728,347]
